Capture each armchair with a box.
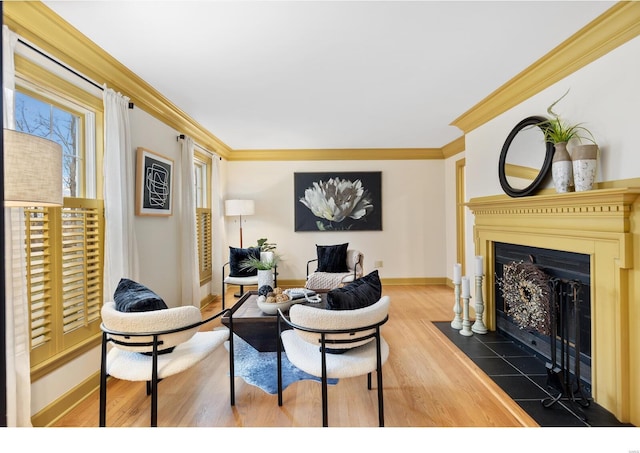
[99,302,235,427]
[222,247,277,308]
[276,295,390,426]
[306,246,364,290]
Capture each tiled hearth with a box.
[434,322,633,427]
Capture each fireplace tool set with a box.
[542,278,591,420]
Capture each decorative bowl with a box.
[256,296,294,315]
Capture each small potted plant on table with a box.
[240,238,280,290]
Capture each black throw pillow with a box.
[114,278,168,313]
[316,243,349,273]
[229,246,261,277]
[326,270,382,310]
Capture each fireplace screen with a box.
[494,242,591,395]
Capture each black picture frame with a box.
[136,147,174,216]
[294,171,382,231]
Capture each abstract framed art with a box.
[136,147,174,216]
[294,171,382,231]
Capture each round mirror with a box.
[498,116,554,198]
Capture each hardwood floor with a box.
[51,285,537,428]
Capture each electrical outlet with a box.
[374,260,383,268]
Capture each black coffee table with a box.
[221,290,328,352]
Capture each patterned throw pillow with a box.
[316,243,349,273]
[113,278,168,312]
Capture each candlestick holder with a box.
[472,275,488,334]
[460,293,473,337]
[451,282,462,329]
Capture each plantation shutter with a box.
[25,207,54,356]
[61,199,103,337]
[197,207,212,282]
[26,198,104,366]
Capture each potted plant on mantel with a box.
[539,90,598,193]
[240,238,280,289]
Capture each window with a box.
[194,152,212,284]
[14,52,104,375]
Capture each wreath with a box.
[496,261,552,335]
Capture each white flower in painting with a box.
[300,177,373,224]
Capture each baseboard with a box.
[253,277,448,287]
[32,371,100,427]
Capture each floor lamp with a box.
[2,129,63,426]
[224,199,255,248]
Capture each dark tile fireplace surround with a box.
[437,242,632,427]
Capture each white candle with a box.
[461,276,470,298]
[475,255,484,276]
[453,263,461,284]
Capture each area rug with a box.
[225,335,338,395]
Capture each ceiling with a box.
[42,1,614,151]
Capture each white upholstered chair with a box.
[306,249,364,290]
[276,295,390,427]
[222,249,277,307]
[99,302,234,427]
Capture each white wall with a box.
[225,159,447,282]
[129,108,184,307]
[461,36,640,272]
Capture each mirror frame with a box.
[498,115,554,198]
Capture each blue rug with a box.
[225,335,338,395]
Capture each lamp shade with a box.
[4,129,63,207]
[225,199,255,216]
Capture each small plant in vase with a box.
[538,90,597,192]
[240,238,280,289]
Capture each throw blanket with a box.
[306,272,351,290]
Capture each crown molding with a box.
[441,135,465,159]
[227,147,444,161]
[451,1,640,134]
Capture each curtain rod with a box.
[17,38,135,109]
[178,134,222,160]
[18,38,103,91]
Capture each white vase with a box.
[572,144,598,192]
[552,142,573,193]
[257,269,274,290]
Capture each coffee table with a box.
[221,290,328,352]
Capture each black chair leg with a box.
[222,281,226,310]
[277,347,283,406]
[229,321,235,406]
[377,371,384,427]
[321,376,328,427]
[321,346,328,427]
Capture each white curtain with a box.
[179,136,200,306]
[3,25,33,427]
[210,155,227,296]
[103,88,139,299]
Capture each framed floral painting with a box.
[294,171,382,231]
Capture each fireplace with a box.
[494,242,592,396]
[467,187,640,424]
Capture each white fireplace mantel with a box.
[467,187,640,424]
